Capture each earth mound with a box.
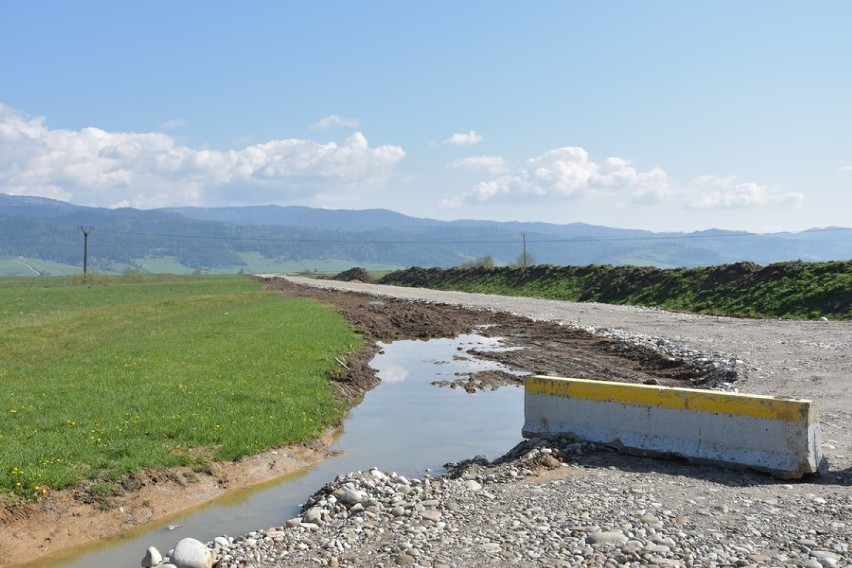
[333,267,375,284]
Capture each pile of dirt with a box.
[332,267,375,284]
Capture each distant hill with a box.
[162,205,442,231]
[0,194,87,218]
[1,193,851,275]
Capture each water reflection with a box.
[32,334,527,568]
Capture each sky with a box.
[1,1,850,233]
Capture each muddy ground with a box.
[0,278,757,567]
[262,277,710,399]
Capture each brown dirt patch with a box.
[262,277,704,396]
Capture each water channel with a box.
[32,334,528,567]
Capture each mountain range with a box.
[1,193,850,276]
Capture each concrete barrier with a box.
[523,375,825,479]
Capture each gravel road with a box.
[175,277,852,567]
[281,276,851,470]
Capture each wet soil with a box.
[262,277,706,397]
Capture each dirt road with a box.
[274,275,851,473]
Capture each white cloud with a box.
[442,146,671,208]
[687,175,804,209]
[443,130,483,146]
[839,165,852,172]
[310,114,361,130]
[377,362,408,384]
[442,145,802,215]
[159,118,187,130]
[0,104,404,208]
[446,155,508,174]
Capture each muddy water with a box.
[34,334,527,568]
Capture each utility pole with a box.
[79,226,94,280]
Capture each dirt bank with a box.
[0,443,330,567]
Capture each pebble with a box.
[586,531,628,546]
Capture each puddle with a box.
[31,334,528,568]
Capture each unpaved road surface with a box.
[277,275,851,473]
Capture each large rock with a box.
[335,486,364,505]
[141,546,162,567]
[171,538,214,568]
[302,506,323,525]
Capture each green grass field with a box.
[0,275,360,502]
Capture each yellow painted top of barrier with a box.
[527,375,816,424]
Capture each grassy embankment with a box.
[0,274,360,503]
[379,260,852,320]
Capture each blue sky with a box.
[1,1,849,232]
